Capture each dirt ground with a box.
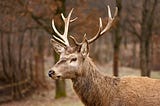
[1,57,160,106]
[1,79,83,106]
[1,92,83,106]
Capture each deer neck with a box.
[72,57,119,106]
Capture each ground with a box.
[1,78,83,106]
[1,57,160,106]
[1,89,83,106]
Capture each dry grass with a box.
[1,82,83,106]
[98,63,160,79]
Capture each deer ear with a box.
[80,38,89,57]
[50,39,65,54]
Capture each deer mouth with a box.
[49,75,62,80]
[48,71,62,79]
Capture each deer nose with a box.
[48,70,55,77]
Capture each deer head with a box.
[48,6,118,79]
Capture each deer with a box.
[48,6,160,106]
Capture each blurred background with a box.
[0,0,160,106]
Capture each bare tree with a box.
[112,0,122,76]
[140,0,158,76]
[124,0,158,77]
[15,0,67,98]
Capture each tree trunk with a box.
[54,0,66,98]
[113,0,122,77]
[55,79,66,98]
[0,32,10,80]
[140,0,157,77]
[140,40,151,77]
[132,39,137,68]
[18,32,25,71]
[54,51,66,98]
[113,46,119,76]
[35,33,46,88]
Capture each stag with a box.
[48,6,160,106]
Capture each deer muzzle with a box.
[48,69,62,79]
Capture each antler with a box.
[52,9,77,47]
[70,5,118,46]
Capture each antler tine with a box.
[70,17,78,22]
[70,33,87,46]
[88,5,118,44]
[52,35,66,46]
[61,13,78,23]
[52,19,64,41]
[63,9,73,41]
[100,6,118,35]
[70,36,82,46]
[52,8,76,47]
[88,18,103,44]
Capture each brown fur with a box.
[49,41,160,106]
[72,57,160,106]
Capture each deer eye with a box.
[70,57,77,63]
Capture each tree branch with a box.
[125,18,141,41]
[16,0,52,36]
